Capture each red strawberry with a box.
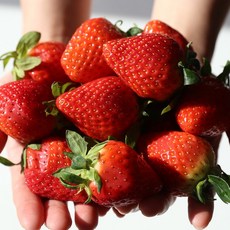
[23,136,88,202]
[143,19,189,55]
[54,130,162,207]
[103,33,184,101]
[0,130,7,153]
[138,130,230,203]
[56,76,139,141]
[175,75,230,136]
[0,31,69,84]
[25,41,70,84]
[0,79,56,144]
[61,17,125,83]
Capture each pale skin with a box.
[2,0,230,229]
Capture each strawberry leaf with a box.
[87,141,107,165]
[12,66,25,79]
[27,143,41,150]
[88,168,102,192]
[126,25,143,37]
[0,31,41,81]
[200,58,212,76]
[66,130,88,156]
[195,178,208,203]
[208,175,230,203]
[0,51,17,68]
[57,131,104,197]
[54,168,87,185]
[71,154,91,170]
[16,31,41,57]
[51,82,76,98]
[217,60,230,87]
[15,56,41,71]
[0,156,18,166]
[161,104,172,115]
[180,65,200,85]
[125,121,141,148]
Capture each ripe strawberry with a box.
[56,76,139,141]
[61,17,125,83]
[0,130,7,153]
[143,19,189,55]
[175,75,230,136]
[25,41,70,84]
[0,31,69,84]
[23,136,88,202]
[0,79,56,144]
[54,130,162,207]
[138,130,230,203]
[103,33,184,101]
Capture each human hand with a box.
[0,73,214,230]
[3,118,213,230]
[114,191,213,230]
[5,136,109,230]
[0,73,108,230]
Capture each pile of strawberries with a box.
[0,17,230,208]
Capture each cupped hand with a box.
[0,72,214,230]
[114,190,213,230]
[6,136,109,230]
[0,73,109,230]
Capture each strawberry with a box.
[61,17,125,83]
[0,31,69,84]
[54,130,162,207]
[0,130,7,153]
[138,130,230,203]
[23,136,88,202]
[0,79,56,144]
[25,41,70,84]
[103,33,184,101]
[56,76,139,141]
[175,75,230,136]
[143,19,189,55]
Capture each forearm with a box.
[20,0,92,43]
[152,0,230,61]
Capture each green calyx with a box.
[0,31,41,80]
[53,130,107,203]
[178,44,201,86]
[0,156,19,166]
[114,20,143,37]
[44,82,76,117]
[43,82,78,131]
[216,60,230,87]
[125,25,143,37]
[195,165,230,204]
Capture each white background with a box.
[0,1,230,229]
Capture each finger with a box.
[44,199,72,230]
[112,207,125,218]
[96,205,110,217]
[114,203,139,216]
[6,137,45,230]
[139,193,176,217]
[188,196,214,229]
[0,72,13,85]
[74,203,99,230]
[11,164,45,230]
